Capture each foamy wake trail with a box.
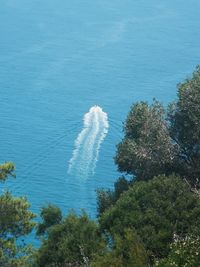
[68,106,109,178]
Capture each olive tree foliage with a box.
[168,66,200,185]
[99,175,200,263]
[113,67,200,185]
[115,101,178,181]
[0,162,36,267]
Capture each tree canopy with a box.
[0,162,36,267]
[91,229,148,267]
[115,67,200,186]
[168,66,200,184]
[115,101,177,181]
[36,204,62,236]
[99,175,200,262]
[35,211,106,267]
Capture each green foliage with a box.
[0,162,15,181]
[0,239,34,267]
[115,101,177,181]
[0,191,36,238]
[115,67,200,185]
[91,229,148,267]
[35,211,106,267]
[96,189,114,217]
[36,204,62,236]
[154,235,200,267]
[0,162,36,267]
[96,176,131,216]
[99,175,200,262]
[168,66,200,184]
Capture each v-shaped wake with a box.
[68,106,109,178]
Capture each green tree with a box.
[99,175,200,263]
[91,229,148,267]
[0,162,15,181]
[115,67,200,186]
[168,66,200,185]
[115,101,177,181]
[35,211,106,267]
[36,204,62,236]
[154,235,200,267]
[0,162,36,267]
[96,176,131,216]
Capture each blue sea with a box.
[1,0,200,222]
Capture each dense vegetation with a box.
[0,162,35,267]
[1,67,200,266]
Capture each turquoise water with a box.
[1,0,200,219]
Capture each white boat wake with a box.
[68,106,109,178]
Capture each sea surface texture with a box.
[1,0,200,220]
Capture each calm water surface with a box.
[1,0,200,220]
